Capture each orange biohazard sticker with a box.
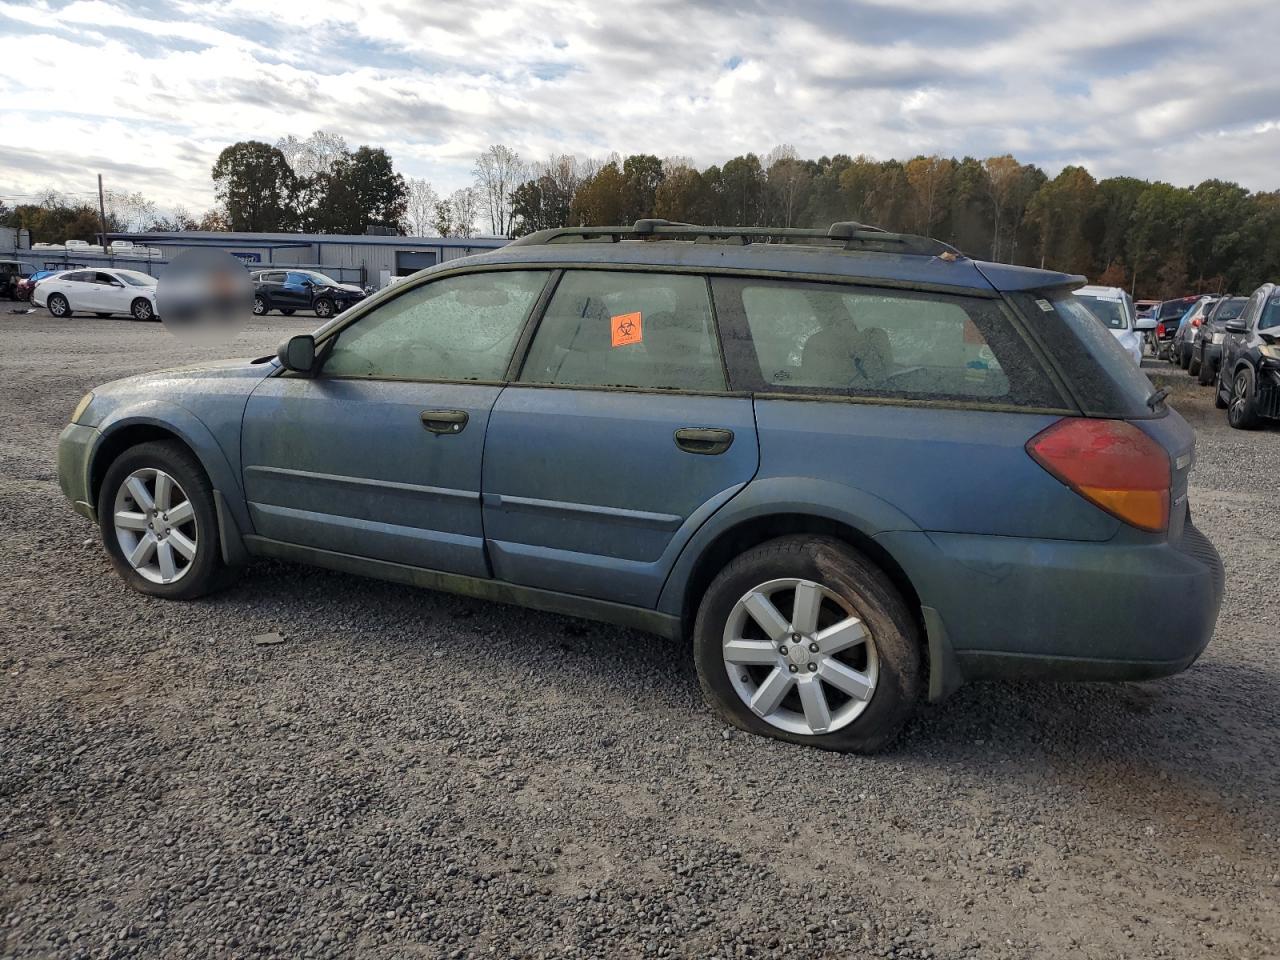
[611,311,643,347]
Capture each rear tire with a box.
[1198,357,1216,386]
[47,293,71,318]
[97,441,236,600]
[693,535,922,753]
[1188,354,1201,377]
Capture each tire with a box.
[281,309,296,316]
[47,293,71,318]
[97,440,236,600]
[253,295,268,316]
[1178,344,1191,369]
[1227,367,1261,430]
[1198,355,1216,386]
[1214,368,1229,408]
[131,298,155,322]
[1188,353,1201,377]
[693,535,922,753]
[313,298,335,319]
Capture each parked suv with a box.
[1191,295,1247,385]
[1153,295,1203,359]
[1216,282,1280,429]
[58,221,1224,752]
[251,269,368,318]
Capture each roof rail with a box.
[507,220,962,258]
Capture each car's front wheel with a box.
[694,535,922,753]
[47,293,71,318]
[1228,367,1261,430]
[97,441,234,599]
[131,298,155,322]
[314,297,335,319]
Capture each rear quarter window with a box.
[714,277,1068,409]
[1013,291,1155,418]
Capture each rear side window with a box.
[519,270,726,392]
[1261,295,1280,331]
[714,278,1066,408]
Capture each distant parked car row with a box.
[1160,284,1280,430]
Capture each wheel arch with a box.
[88,405,250,561]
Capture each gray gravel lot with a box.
[2,307,1278,959]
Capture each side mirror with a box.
[1224,319,1247,334]
[1135,316,1157,331]
[277,334,316,373]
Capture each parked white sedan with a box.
[34,268,160,321]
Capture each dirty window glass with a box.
[1260,296,1280,331]
[519,271,726,391]
[1076,293,1129,330]
[321,271,549,381]
[737,283,1012,400]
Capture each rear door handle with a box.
[674,427,734,455]
[421,409,469,435]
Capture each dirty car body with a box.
[58,221,1225,751]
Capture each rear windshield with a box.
[1075,292,1129,330]
[1210,297,1247,322]
[1012,290,1156,418]
[1159,299,1194,320]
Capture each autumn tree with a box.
[904,156,954,236]
[983,155,1022,261]
[403,177,439,236]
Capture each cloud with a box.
[0,0,1277,215]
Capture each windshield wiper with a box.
[1146,387,1170,410]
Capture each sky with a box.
[1,0,1278,214]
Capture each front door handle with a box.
[674,427,734,455]
[421,409,469,435]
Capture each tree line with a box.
[5,134,1278,298]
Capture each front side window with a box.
[718,278,1061,406]
[1260,295,1280,331]
[519,270,726,391]
[320,270,549,382]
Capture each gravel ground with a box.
[2,308,1278,959]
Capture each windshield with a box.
[304,271,340,286]
[116,270,157,287]
[1076,293,1129,330]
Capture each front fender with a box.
[655,475,920,617]
[92,400,251,537]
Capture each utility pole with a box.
[97,174,109,255]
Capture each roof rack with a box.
[506,219,962,258]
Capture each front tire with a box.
[1227,367,1261,430]
[97,441,233,600]
[131,298,155,322]
[313,298,335,319]
[694,536,922,753]
[47,293,71,318]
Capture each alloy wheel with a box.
[1230,372,1248,424]
[722,577,879,736]
[253,296,266,315]
[133,299,153,321]
[112,468,198,584]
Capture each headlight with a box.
[1260,344,1280,362]
[1212,332,1225,344]
[71,392,94,424]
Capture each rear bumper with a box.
[879,521,1224,692]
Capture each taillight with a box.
[1192,317,1201,327]
[1156,322,1166,338]
[1027,419,1170,532]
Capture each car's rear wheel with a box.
[47,293,71,318]
[314,298,335,319]
[1188,352,1201,377]
[694,535,921,753]
[1198,356,1216,386]
[253,295,268,316]
[131,298,154,322]
[97,441,234,600]
[1228,367,1261,430]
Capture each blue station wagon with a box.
[58,221,1225,751]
